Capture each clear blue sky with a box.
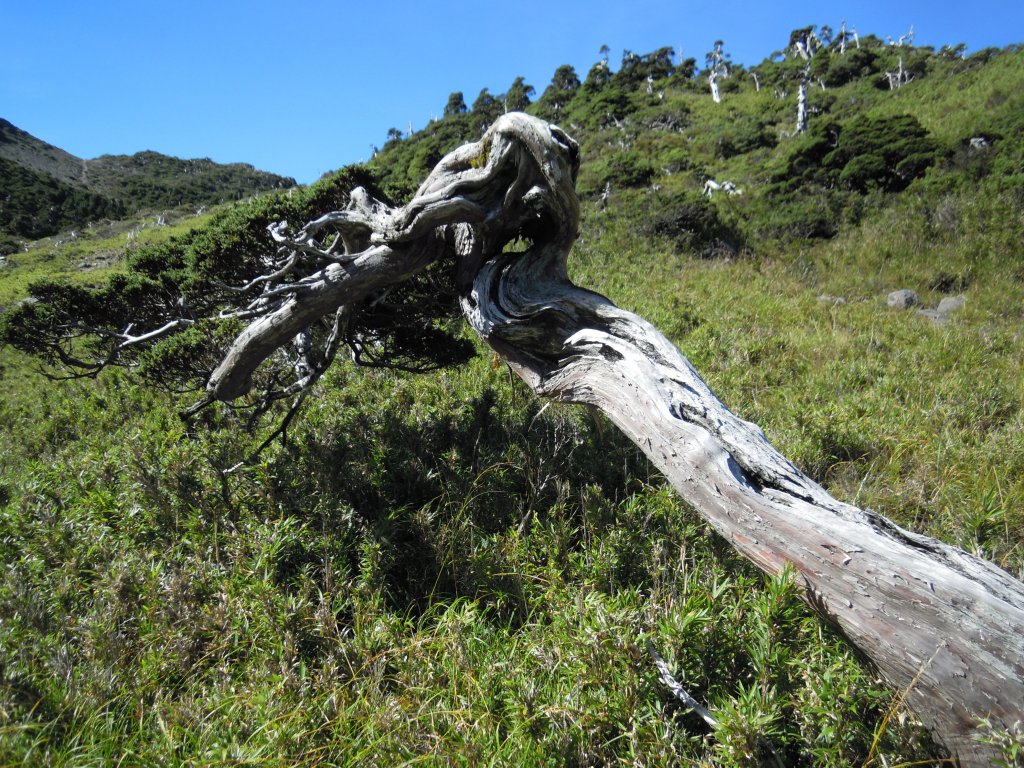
[3,1,1021,185]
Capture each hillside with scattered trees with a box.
[1,26,1023,767]
[0,118,295,248]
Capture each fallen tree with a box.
[5,113,1024,765]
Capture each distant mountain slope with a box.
[82,151,296,213]
[367,38,1023,251]
[0,118,296,246]
[0,118,88,186]
[0,156,125,240]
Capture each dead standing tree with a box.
[13,114,1024,765]
[705,39,730,103]
[790,27,822,133]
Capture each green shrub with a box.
[824,114,940,192]
[643,191,742,255]
[713,116,776,159]
[824,48,881,86]
[599,151,656,188]
[770,114,939,194]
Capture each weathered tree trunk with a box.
[202,113,1023,765]
[886,57,912,91]
[468,243,1024,767]
[709,72,721,103]
[456,117,1024,767]
[705,40,728,104]
[796,77,809,133]
[791,31,817,134]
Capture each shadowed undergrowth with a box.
[0,350,951,766]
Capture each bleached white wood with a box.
[796,79,809,133]
[706,40,728,103]
[459,116,1024,768]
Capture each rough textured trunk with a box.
[201,113,1023,766]
[457,116,1023,767]
[709,73,721,103]
[796,78,809,133]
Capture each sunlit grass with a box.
[0,206,219,306]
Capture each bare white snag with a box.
[709,75,721,103]
[155,114,1024,766]
[703,179,742,197]
[705,40,729,103]
[790,29,819,133]
[886,56,913,90]
[890,25,915,47]
[796,79,809,133]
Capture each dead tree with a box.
[890,25,915,47]
[836,18,859,54]
[705,40,729,103]
[796,76,809,133]
[173,115,1024,765]
[886,56,913,90]
[790,28,821,133]
[11,114,1024,765]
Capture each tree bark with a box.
[796,77,809,133]
[709,72,721,103]
[206,113,1023,765]
[456,116,1023,767]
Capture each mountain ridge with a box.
[0,117,296,246]
[0,117,89,187]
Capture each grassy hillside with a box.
[1,33,1023,766]
[0,205,224,310]
[0,118,296,247]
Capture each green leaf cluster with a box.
[1,163,470,394]
[770,113,938,194]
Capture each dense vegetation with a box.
[83,153,296,216]
[0,119,295,248]
[0,157,126,243]
[1,27,1023,766]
